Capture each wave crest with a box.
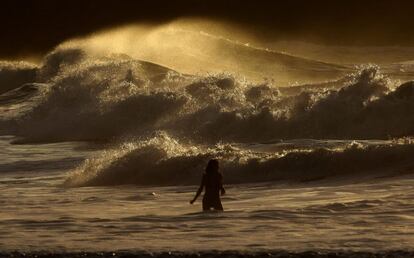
[65,132,414,187]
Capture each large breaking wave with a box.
[1,38,414,186]
[64,132,414,186]
[3,47,413,143]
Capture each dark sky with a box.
[2,0,414,59]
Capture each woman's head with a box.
[206,159,219,174]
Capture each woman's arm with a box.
[190,175,205,204]
[220,186,226,195]
[220,174,225,195]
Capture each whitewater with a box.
[1,26,414,256]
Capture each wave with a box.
[3,49,413,144]
[65,132,414,187]
[0,61,38,94]
[69,26,350,84]
[0,42,413,187]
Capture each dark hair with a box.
[205,159,219,174]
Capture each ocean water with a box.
[1,32,414,255]
[1,136,414,252]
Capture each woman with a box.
[190,159,226,211]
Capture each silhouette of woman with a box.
[190,159,226,211]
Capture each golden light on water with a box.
[56,19,348,84]
[61,19,257,77]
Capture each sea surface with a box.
[1,29,414,255]
[1,136,414,252]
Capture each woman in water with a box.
[190,159,226,211]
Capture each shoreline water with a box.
[1,250,414,258]
[1,36,414,257]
